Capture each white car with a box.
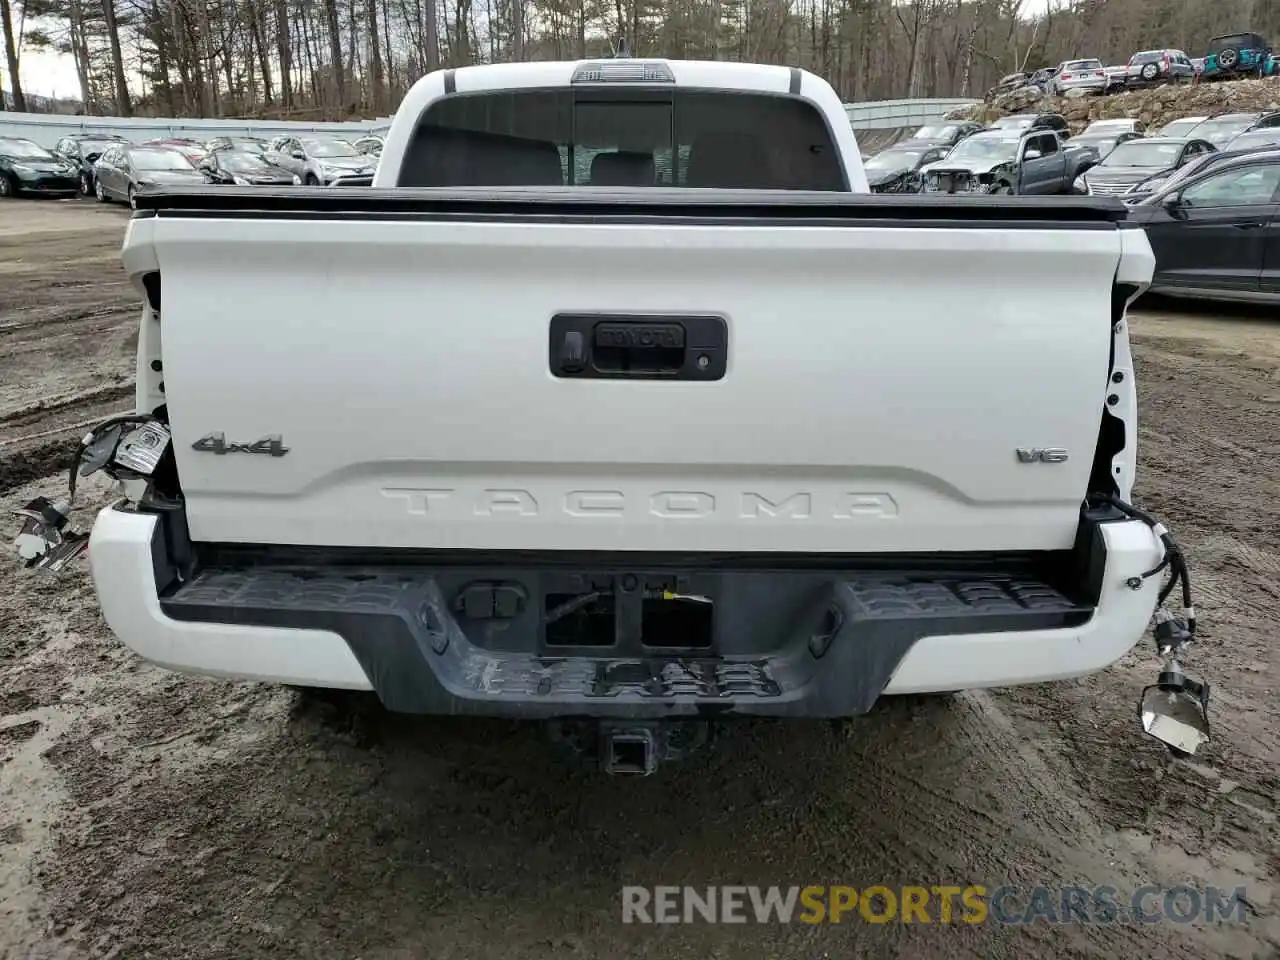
[58,59,1204,773]
[1047,58,1109,95]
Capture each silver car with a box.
[1046,59,1108,95]
[1125,49,1197,86]
[264,135,377,186]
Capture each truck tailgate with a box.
[127,189,1150,554]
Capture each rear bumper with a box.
[1057,78,1108,93]
[89,507,1163,717]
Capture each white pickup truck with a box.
[35,59,1206,772]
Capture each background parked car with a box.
[264,135,377,185]
[353,135,384,158]
[1189,112,1280,149]
[1046,59,1108,96]
[140,137,207,166]
[93,145,204,206]
[199,149,300,186]
[1069,129,1143,162]
[204,135,270,155]
[1128,149,1280,301]
[51,133,130,197]
[988,112,1069,135]
[900,121,984,149]
[1200,32,1277,80]
[1080,118,1146,137]
[1103,65,1129,92]
[864,144,950,192]
[1125,49,1196,86]
[1075,136,1215,196]
[921,128,1094,194]
[986,72,1030,99]
[1225,128,1280,153]
[1152,116,1208,138]
[1027,67,1056,89]
[0,136,80,198]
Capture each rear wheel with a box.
[0,173,14,198]
[304,173,320,186]
[127,185,136,209]
[94,178,107,203]
[79,173,92,196]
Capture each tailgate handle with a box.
[549,315,727,381]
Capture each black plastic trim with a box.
[442,68,456,94]
[161,560,1093,719]
[125,502,1118,719]
[788,67,802,94]
[131,185,1131,226]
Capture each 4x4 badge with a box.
[191,432,290,457]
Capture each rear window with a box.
[1064,60,1102,71]
[1130,51,1166,64]
[398,89,846,190]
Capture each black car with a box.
[1077,137,1215,196]
[1189,112,1280,149]
[92,145,205,205]
[901,121,985,149]
[51,132,131,196]
[988,113,1069,135]
[0,136,80,198]
[864,143,952,192]
[204,135,270,155]
[199,149,299,186]
[1128,149,1280,302]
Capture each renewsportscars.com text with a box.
[620,885,1250,925]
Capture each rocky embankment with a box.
[947,76,1280,133]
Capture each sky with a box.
[16,39,81,101]
[9,0,1059,105]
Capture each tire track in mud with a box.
[0,207,138,496]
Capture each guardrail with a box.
[0,111,394,148]
[844,98,981,130]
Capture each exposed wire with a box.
[1090,493,1195,637]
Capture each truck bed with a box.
[125,186,1145,556]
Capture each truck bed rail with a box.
[131,185,1133,225]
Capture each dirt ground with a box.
[0,200,1276,960]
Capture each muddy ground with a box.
[0,201,1276,960]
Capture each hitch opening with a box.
[604,729,658,776]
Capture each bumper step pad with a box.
[162,565,1089,718]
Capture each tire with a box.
[0,173,14,198]
[1141,62,1159,81]
[304,173,319,186]
[94,178,107,202]
[992,182,1014,195]
[79,173,92,196]
[127,185,136,209]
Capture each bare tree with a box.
[7,0,1276,119]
